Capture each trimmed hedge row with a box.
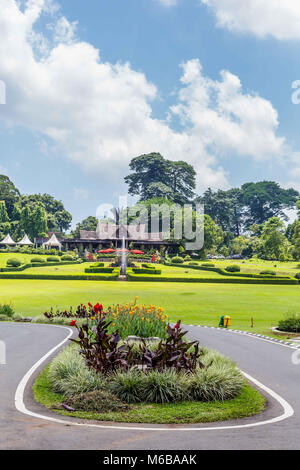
[85,267,116,274]
[0,272,119,281]
[0,261,82,273]
[164,262,293,280]
[132,268,162,275]
[127,272,298,284]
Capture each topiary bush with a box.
[188,262,199,266]
[47,256,60,262]
[225,265,241,273]
[201,263,215,268]
[184,255,192,262]
[6,258,21,267]
[171,256,184,264]
[260,270,276,276]
[294,273,300,280]
[31,257,46,263]
[61,255,74,261]
[278,314,300,333]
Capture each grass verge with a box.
[33,366,266,425]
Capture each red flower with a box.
[88,302,93,308]
[174,323,179,329]
[94,303,104,313]
[70,320,77,326]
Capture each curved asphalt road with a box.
[0,322,299,450]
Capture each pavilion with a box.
[0,234,16,246]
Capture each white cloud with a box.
[0,0,292,194]
[201,0,300,40]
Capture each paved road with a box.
[0,322,299,450]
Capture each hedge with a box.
[0,272,119,281]
[85,267,116,274]
[0,260,83,273]
[127,272,298,284]
[164,262,293,280]
[132,268,162,275]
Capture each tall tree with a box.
[0,200,9,223]
[242,181,298,228]
[72,216,98,238]
[125,153,196,204]
[0,175,20,218]
[19,194,72,232]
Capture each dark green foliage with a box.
[201,263,215,267]
[278,314,300,333]
[260,270,276,276]
[47,256,60,262]
[0,303,15,318]
[125,153,196,204]
[31,257,46,263]
[63,390,129,412]
[6,258,21,267]
[294,273,300,280]
[61,255,74,261]
[225,265,241,273]
[171,256,184,264]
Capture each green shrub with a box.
[188,262,199,266]
[184,255,192,262]
[6,258,21,267]
[0,303,14,317]
[186,364,244,402]
[141,369,184,403]
[31,257,46,263]
[63,390,129,412]
[260,270,276,276]
[47,256,60,262]
[61,255,74,261]
[201,263,215,268]
[225,265,241,273]
[278,314,300,333]
[109,370,144,403]
[295,273,300,280]
[48,347,106,397]
[171,256,184,264]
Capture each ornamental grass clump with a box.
[48,346,106,397]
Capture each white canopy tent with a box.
[18,234,33,246]
[0,234,16,246]
[43,233,62,250]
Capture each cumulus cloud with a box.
[0,0,291,193]
[201,0,300,40]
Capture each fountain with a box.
[120,236,127,277]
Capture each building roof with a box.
[18,234,33,246]
[43,233,62,247]
[0,234,16,245]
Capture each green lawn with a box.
[1,278,299,334]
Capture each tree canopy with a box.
[125,153,196,204]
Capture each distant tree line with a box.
[0,175,72,240]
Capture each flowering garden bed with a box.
[33,303,265,424]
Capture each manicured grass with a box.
[1,278,300,334]
[33,366,265,424]
[0,252,49,267]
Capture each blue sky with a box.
[1,0,300,227]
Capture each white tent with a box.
[0,234,16,246]
[18,234,33,246]
[43,233,62,250]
